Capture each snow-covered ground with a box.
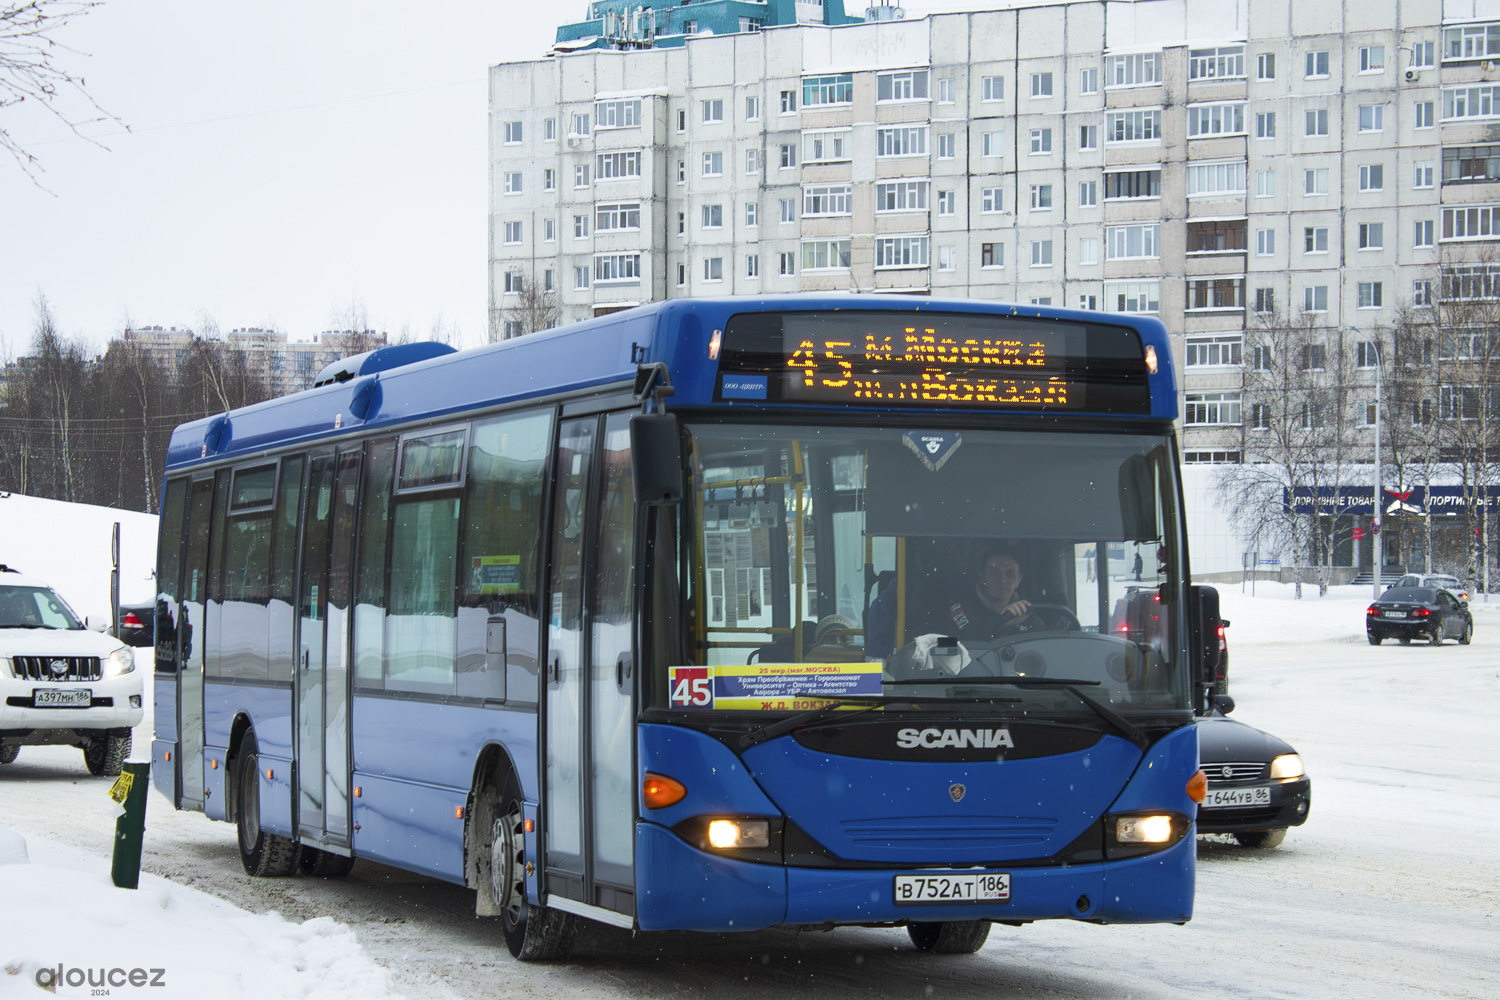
[2,496,1498,998]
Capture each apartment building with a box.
[490,0,1500,571]
[121,327,386,397]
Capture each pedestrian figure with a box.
[1133,551,1143,581]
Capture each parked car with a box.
[1396,573,1469,601]
[1367,587,1473,646]
[117,600,156,648]
[0,569,143,775]
[1196,696,1311,848]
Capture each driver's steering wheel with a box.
[998,603,1081,635]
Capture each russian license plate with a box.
[1385,611,1407,618]
[894,872,1010,905]
[33,688,91,708]
[1201,786,1272,809]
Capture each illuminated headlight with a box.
[1115,814,1175,844]
[1269,753,1305,780]
[706,818,770,849]
[105,646,136,677]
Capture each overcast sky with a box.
[0,1,995,355]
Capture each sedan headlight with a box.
[105,646,136,677]
[1269,753,1305,780]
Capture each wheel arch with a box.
[464,741,521,896]
[224,712,256,825]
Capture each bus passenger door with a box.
[177,476,216,811]
[296,455,335,843]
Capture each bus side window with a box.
[154,478,190,673]
[353,439,396,692]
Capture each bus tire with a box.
[300,847,356,878]
[907,920,991,953]
[235,732,301,877]
[489,773,575,961]
[0,745,18,764]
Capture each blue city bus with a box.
[151,295,1221,959]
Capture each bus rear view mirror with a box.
[631,413,683,505]
[1118,454,1156,541]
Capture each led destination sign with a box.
[715,311,1151,413]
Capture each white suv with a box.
[0,568,143,775]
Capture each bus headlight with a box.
[707,818,769,849]
[1104,810,1191,860]
[105,647,136,677]
[1115,814,1174,844]
[1269,753,1305,780]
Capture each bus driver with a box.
[933,544,1034,640]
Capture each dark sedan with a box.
[117,601,155,648]
[1196,697,1311,848]
[1366,587,1472,646]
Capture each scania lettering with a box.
[150,295,1219,961]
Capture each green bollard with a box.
[109,761,150,889]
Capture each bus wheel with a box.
[235,732,301,877]
[492,775,574,961]
[907,920,991,953]
[300,847,355,878]
[0,745,18,764]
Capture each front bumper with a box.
[0,674,144,736]
[1195,777,1311,834]
[633,821,1195,931]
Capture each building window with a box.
[1257,52,1276,80]
[677,160,685,183]
[1358,222,1384,249]
[677,108,687,132]
[703,257,724,282]
[1030,184,1053,210]
[1254,111,1275,138]
[1443,85,1500,120]
[503,121,523,144]
[1079,123,1098,149]
[1356,341,1381,368]
[739,202,754,228]
[1304,227,1329,253]
[875,180,928,212]
[1416,101,1435,128]
[1079,180,1098,206]
[746,148,759,173]
[1030,240,1053,266]
[1185,335,1243,366]
[1104,169,1160,199]
[543,218,555,242]
[1254,289,1275,315]
[593,253,642,283]
[1358,163,1385,191]
[802,74,853,107]
[1357,104,1384,132]
[1184,451,1243,464]
[875,236,930,268]
[543,168,555,191]
[877,127,928,157]
[877,69,929,102]
[1080,66,1098,94]
[938,77,955,103]
[1186,160,1247,196]
[1443,145,1500,183]
[779,198,796,223]
[1415,161,1435,188]
[779,252,795,275]
[804,129,850,162]
[701,98,724,123]
[1306,50,1330,78]
[1106,223,1159,260]
[504,270,524,294]
[938,244,956,271]
[1256,169,1275,197]
[1444,23,1500,60]
[677,263,686,287]
[596,150,642,180]
[570,112,590,136]
[1030,297,1053,306]
[1359,46,1385,73]
[1412,41,1435,68]
[1187,219,1247,253]
[1303,285,1329,312]
[745,96,760,120]
[573,214,590,239]
[980,242,1003,267]
[677,212,685,235]
[1413,280,1434,306]
[503,221,523,244]
[937,190,954,215]
[544,118,556,141]
[1305,108,1329,136]
[595,99,642,129]
[1189,102,1246,137]
[1108,280,1162,312]
[574,164,590,188]
[1029,128,1053,154]
[1188,45,1244,80]
[1256,229,1275,255]
[1304,167,1329,195]
[804,184,853,216]
[503,171,523,194]
[937,133,956,158]
[1186,278,1245,311]
[1415,219,1435,247]
[1078,237,1099,264]
[574,266,590,290]
[1185,391,1241,425]
[981,187,1003,213]
[1106,52,1162,88]
[703,151,723,176]
[1106,109,1162,142]
[802,239,852,270]
[780,90,796,114]
[746,254,759,278]
[981,75,1004,101]
[1031,72,1053,97]
[701,204,723,229]
[1358,281,1384,308]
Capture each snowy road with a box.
[2,600,1497,999]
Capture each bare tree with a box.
[495,271,559,342]
[326,295,384,356]
[1,1,122,180]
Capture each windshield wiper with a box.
[884,676,1148,748]
[2,623,58,630]
[738,695,888,749]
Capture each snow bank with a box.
[0,828,402,1000]
[0,493,158,620]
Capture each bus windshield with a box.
[654,421,1188,717]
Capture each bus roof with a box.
[165,295,1177,472]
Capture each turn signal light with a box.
[1186,770,1207,803]
[643,772,687,809]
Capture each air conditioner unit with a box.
[1405,68,1419,82]
[567,136,581,148]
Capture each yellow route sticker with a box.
[107,771,134,804]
